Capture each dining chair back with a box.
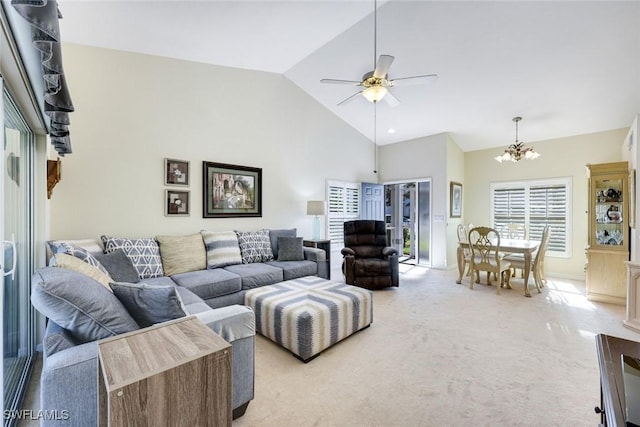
[457,224,472,278]
[504,225,550,293]
[467,226,511,294]
[500,223,527,240]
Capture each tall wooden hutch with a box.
[586,161,629,305]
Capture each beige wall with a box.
[446,135,465,268]
[52,44,376,239]
[464,128,628,278]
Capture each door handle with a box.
[3,234,17,280]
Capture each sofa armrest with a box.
[382,246,398,257]
[41,341,98,426]
[192,304,255,343]
[303,247,325,262]
[341,247,356,257]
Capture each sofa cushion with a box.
[48,241,110,275]
[268,228,296,260]
[201,230,242,268]
[53,253,113,290]
[171,269,242,300]
[266,260,317,281]
[43,321,78,357]
[101,236,164,279]
[223,263,284,290]
[94,249,140,283]
[110,282,187,328]
[31,267,139,343]
[155,233,206,276]
[277,236,304,261]
[235,229,274,263]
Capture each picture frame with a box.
[202,161,262,218]
[450,182,462,218]
[165,189,190,216]
[164,158,190,186]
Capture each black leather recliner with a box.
[341,220,399,290]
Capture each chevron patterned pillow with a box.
[235,229,274,264]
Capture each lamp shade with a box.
[306,201,326,216]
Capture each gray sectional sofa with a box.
[32,228,328,426]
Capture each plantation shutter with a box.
[529,184,567,253]
[327,180,360,248]
[491,178,571,257]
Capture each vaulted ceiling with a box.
[58,0,640,151]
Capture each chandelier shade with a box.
[494,117,540,163]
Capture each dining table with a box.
[457,238,541,297]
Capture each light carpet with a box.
[233,265,639,427]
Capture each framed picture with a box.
[450,182,462,218]
[165,158,190,186]
[202,161,262,218]
[165,190,190,216]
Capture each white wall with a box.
[51,44,376,240]
[464,128,628,279]
[378,133,448,268]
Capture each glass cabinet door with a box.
[594,177,625,247]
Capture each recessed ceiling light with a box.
[387,128,395,134]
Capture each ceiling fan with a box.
[320,0,437,107]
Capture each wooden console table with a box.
[98,316,232,426]
[595,333,640,426]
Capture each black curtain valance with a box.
[11,0,73,156]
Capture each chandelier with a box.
[494,117,540,163]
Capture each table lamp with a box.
[307,201,326,240]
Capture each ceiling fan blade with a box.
[390,74,438,87]
[320,78,362,85]
[373,55,394,78]
[383,90,400,107]
[337,91,364,106]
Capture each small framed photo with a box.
[165,190,190,216]
[165,158,190,186]
[450,182,462,218]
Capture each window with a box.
[326,180,360,249]
[491,177,571,257]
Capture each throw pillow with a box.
[47,241,110,276]
[109,282,187,328]
[268,228,297,260]
[235,229,274,263]
[201,230,243,268]
[54,253,113,291]
[277,237,304,261]
[31,267,139,343]
[155,234,206,276]
[101,236,164,279]
[94,249,141,283]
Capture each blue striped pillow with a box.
[201,231,242,268]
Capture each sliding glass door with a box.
[2,88,36,424]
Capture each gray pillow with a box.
[94,250,140,283]
[278,237,304,261]
[269,228,297,260]
[110,282,187,328]
[31,267,139,343]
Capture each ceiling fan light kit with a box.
[320,0,437,107]
[494,117,541,163]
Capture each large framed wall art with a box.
[202,161,262,218]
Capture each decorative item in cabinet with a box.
[586,161,629,305]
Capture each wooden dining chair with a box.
[456,224,473,279]
[504,225,550,292]
[467,226,511,294]
[499,223,527,240]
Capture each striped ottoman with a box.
[244,276,373,362]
